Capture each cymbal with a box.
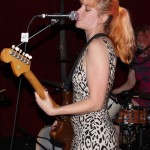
[139,92,150,100]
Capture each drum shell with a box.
[114,106,149,126]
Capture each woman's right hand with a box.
[35,90,56,116]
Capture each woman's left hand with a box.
[34,90,56,116]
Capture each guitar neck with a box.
[23,70,59,107]
[0,48,59,107]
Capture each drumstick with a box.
[0,89,6,93]
[132,95,139,98]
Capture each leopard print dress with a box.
[71,36,118,150]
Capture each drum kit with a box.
[108,91,150,150]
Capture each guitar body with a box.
[50,91,74,150]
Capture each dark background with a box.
[0,0,149,148]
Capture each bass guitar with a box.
[0,46,73,150]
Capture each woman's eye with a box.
[85,9,90,11]
[85,6,91,11]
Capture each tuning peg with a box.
[24,53,31,64]
[20,52,25,61]
[15,47,19,51]
[22,52,25,56]
[25,53,29,57]
[19,49,22,54]
[10,45,19,56]
[28,55,32,60]
[11,45,15,49]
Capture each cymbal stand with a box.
[138,125,144,150]
[136,105,150,149]
[136,125,150,150]
[120,125,136,150]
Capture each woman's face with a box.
[75,2,101,31]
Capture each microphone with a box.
[37,11,77,21]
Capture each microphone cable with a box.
[9,15,37,150]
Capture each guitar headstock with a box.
[0,45,32,77]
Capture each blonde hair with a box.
[80,0,136,64]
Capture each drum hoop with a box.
[109,94,119,104]
[133,106,146,110]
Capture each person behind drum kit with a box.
[112,26,150,107]
[34,0,135,149]
[112,25,150,148]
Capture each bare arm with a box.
[112,69,136,94]
[35,39,109,116]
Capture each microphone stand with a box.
[9,18,60,150]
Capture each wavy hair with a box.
[80,0,136,64]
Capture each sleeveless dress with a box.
[71,36,118,150]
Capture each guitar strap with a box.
[64,33,107,91]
